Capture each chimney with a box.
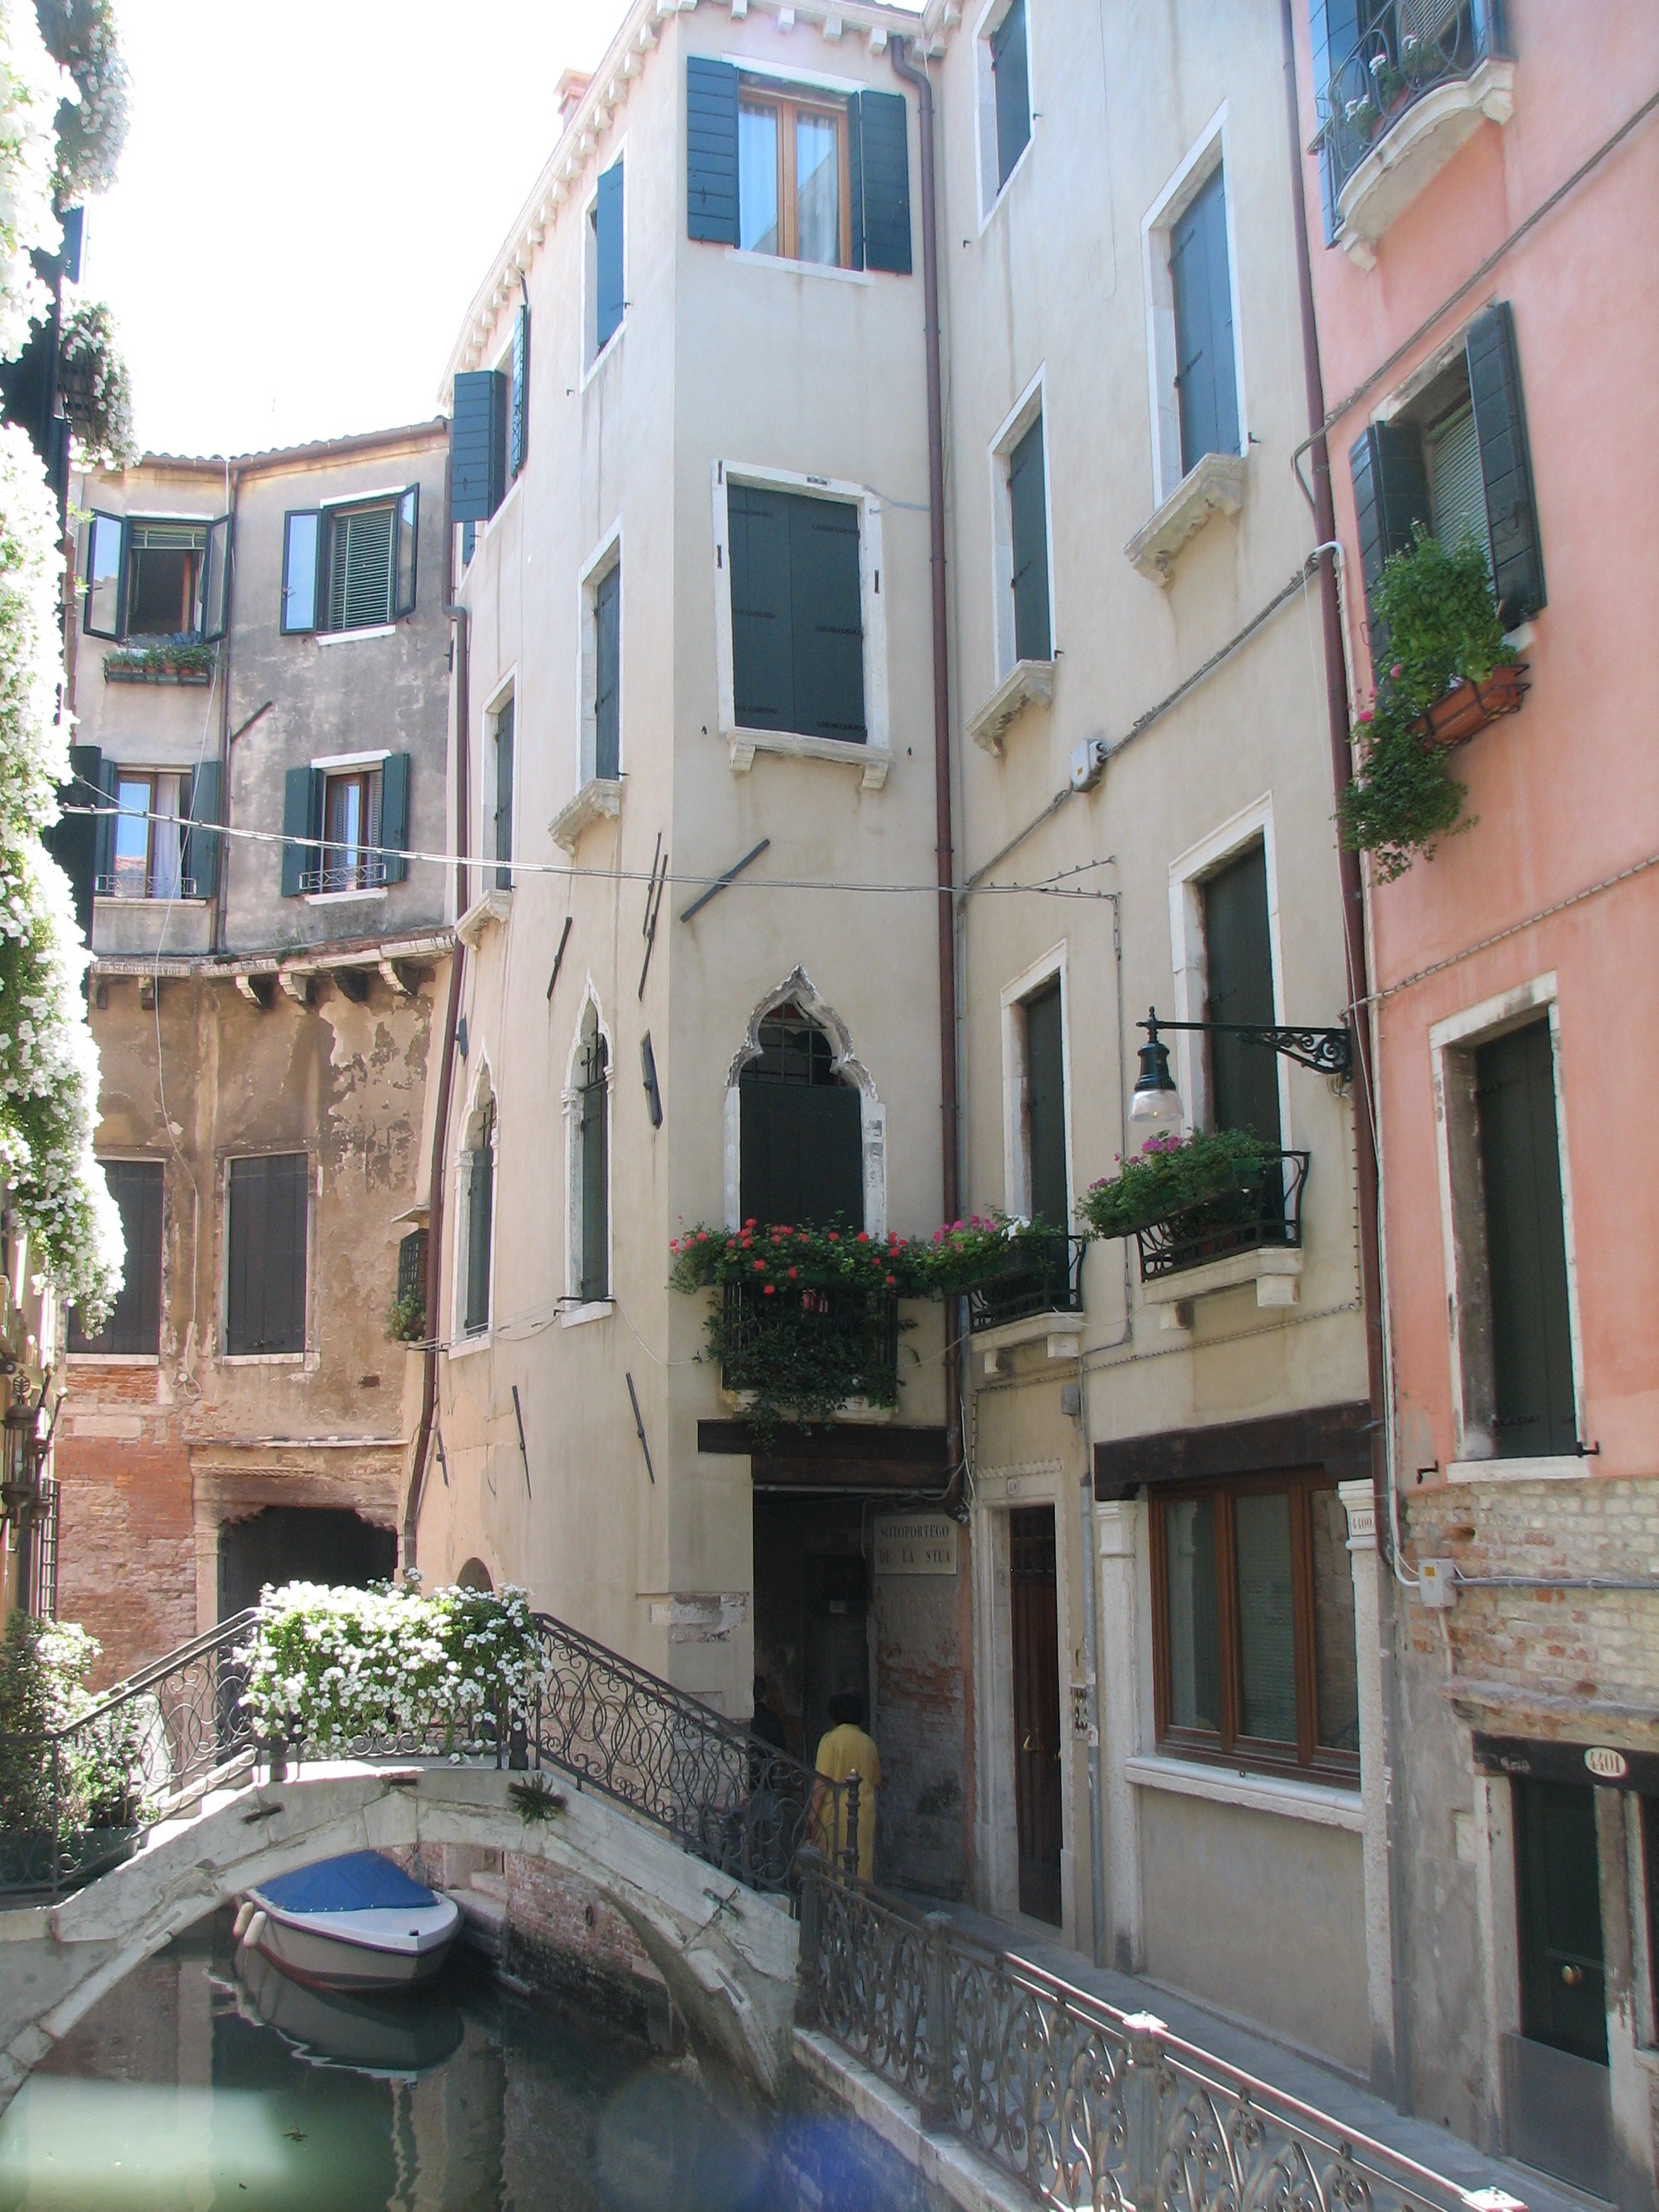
[556,71,593,127]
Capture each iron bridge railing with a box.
[967,1234,1087,1336]
[797,1866,1523,2212]
[1134,1149,1309,1285]
[0,1605,861,1906]
[1319,0,1508,207]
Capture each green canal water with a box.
[0,1908,885,2211]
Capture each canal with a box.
[0,1907,888,2210]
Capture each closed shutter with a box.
[451,370,507,524]
[595,566,620,779]
[580,1049,608,1302]
[492,703,514,888]
[465,1119,494,1333]
[857,90,911,275]
[328,506,394,632]
[181,761,221,901]
[788,494,864,743]
[1425,405,1491,573]
[1171,164,1239,474]
[991,0,1031,190]
[93,754,120,893]
[380,753,410,886]
[69,1159,164,1355]
[509,306,530,479]
[1024,980,1067,1226]
[47,744,100,940]
[1008,416,1051,663]
[83,511,124,639]
[687,57,741,244]
[1475,1020,1576,1458]
[226,1153,308,1356]
[739,1082,864,1228]
[595,161,625,352]
[729,483,795,731]
[1349,421,1429,642]
[1465,300,1545,625]
[280,765,316,899]
[280,511,322,634]
[1202,841,1281,1147]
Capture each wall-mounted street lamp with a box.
[1128,1006,1353,1145]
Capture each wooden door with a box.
[1010,1507,1062,1924]
[1516,1777,1608,2065]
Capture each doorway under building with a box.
[1010,1505,1062,1925]
[218,1505,397,1619]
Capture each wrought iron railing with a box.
[719,1279,901,1399]
[1134,1149,1308,1284]
[300,854,391,895]
[0,1604,857,1906]
[1319,0,1508,207]
[967,1234,1087,1335]
[798,1866,1512,2212]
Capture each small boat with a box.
[236,1849,460,1992]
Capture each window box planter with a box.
[103,658,213,686]
[1417,660,1528,749]
[1132,1150,1308,1286]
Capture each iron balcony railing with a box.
[1134,1149,1309,1284]
[797,1866,1516,2212]
[0,1604,859,1906]
[1319,0,1508,207]
[966,1234,1087,1336]
[300,854,392,896]
[719,1278,900,1396]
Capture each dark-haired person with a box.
[812,1691,881,1884]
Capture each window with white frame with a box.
[567,1000,611,1307]
[990,382,1052,678]
[586,158,625,367]
[719,474,873,748]
[82,512,230,643]
[975,0,1033,215]
[1144,126,1244,505]
[281,490,419,636]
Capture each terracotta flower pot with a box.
[1421,661,1528,749]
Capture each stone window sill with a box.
[550,777,622,853]
[968,659,1055,754]
[975,1311,1082,1368]
[220,1351,306,1366]
[1335,58,1516,270]
[446,1330,492,1362]
[1141,1244,1301,1328]
[559,1299,614,1330]
[66,1351,160,1366]
[1124,1752,1362,1831]
[723,1387,893,1424]
[457,888,512,946]
[1125,451,1247,584]
[316,625,396,647]
[727,728,890,790]
[1445,1454,1588,1486]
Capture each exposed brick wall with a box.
[55,1435,196,1687]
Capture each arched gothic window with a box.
[738,1002,863,1228]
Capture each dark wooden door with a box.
[1010,1507,1062,1924]
[1476,1020,1577,1458]
[1516,1777,1607,2064]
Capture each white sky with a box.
[81,1,633,458]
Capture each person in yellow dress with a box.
[812,1691,881,1884]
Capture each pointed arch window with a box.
[739,1002,863,1228]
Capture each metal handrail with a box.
[797,1865,1522,2212]
[966,1233,1087,1335]
[1134,1148,1309,1284]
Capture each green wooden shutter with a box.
[847,91,865,271]
[465,1129,494,1333]
[280,765,313,898]
[595,565,620,779]
[199,515,231,640]
[1024,980,1068,1227]
[46,744,100,940]
[595,161,626,352]
[1203,841,1282,1147]
[789,494,864,742]
[1465,300,1545,625]
[451,370,507,523]
[329,506,395,632]
[82,512,124,639]
[739,1081,862,1228]
[1009,416,1051,663]
[991,0,1031,189]
[729,483,795,732]
[393,486,418,618]
[380,753,410,886]
[509,306,530,479]
[1171,164,1239,474]
[857,90,911,275]
[687,58,740,244]
[227,1154,307,1355]
[580,1047,608,1301]
[493,704,514,889]
[280,511,322,633]
[1476,1021,1576,1458]
[68,1159,164,1355]
[182,761,221,901]
[94,754,120,892]
[1349,421,1429,643]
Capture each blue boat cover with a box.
[255,1851,437,1915]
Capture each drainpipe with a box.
[889,34,964,1493]
[1279,0,1408,2109]
[211,463,241,954]
[405,452,469,1569]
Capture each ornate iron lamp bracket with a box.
[1140,1008,1353,1081]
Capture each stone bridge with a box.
[0,1757,800,2113]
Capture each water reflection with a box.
[0,1906,894,2212]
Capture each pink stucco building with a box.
[1293,3,1659,2197]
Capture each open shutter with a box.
[509,306,530,479]
[198,515,231,640]
[856,91,911,276]
[181,762,221,902]
[686,57,740,244]
[1349,421,1429,643]
[1008,416,1051,662]
[847,93,865,271]
[728,483,795,732]
[380,753,410,886]
[280,765,313,898]
[281,510,322,633]
[83,511,124,638]
[789,495,865,743]
[451,370,507,524]
[94,754,119,894]
[595,565,620,779]
[595,161,626,352]
[1465,301,1545,626]
[393,486,418,618]
[46,744,100,941]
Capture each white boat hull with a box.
[237,1889,460,1993]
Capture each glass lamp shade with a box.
[1129,1028,1184,1149]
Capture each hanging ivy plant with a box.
[1339,528,1518,884]
[58,297,135,467]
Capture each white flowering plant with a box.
[238,1581,549,1758]
[0,0,62,363]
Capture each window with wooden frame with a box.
[319,766,383,894]
[1150,1470,1359,1782]
[738,88,852,267]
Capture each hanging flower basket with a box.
[1417,661,1528,750]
